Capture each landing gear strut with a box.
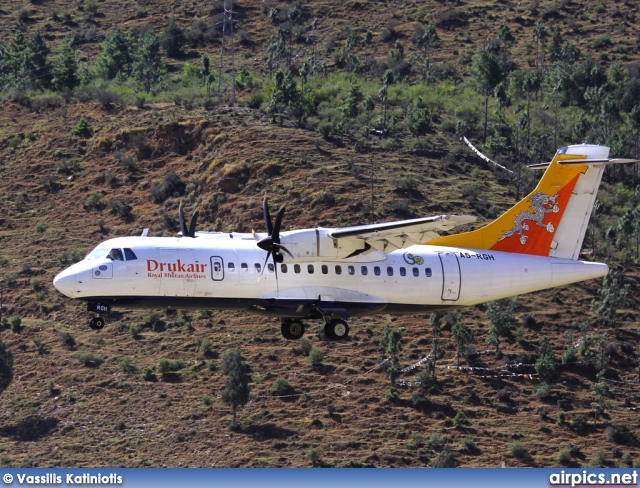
[281,318,305,340]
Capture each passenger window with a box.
[425,267,432,277]
[387,267,394,276]
[400,267,406,277]
[294,264,301,274]
[281,264,288,273]
[335,265,342,275]
[213,262,221,272]
[241,263,248,273]
[412,267,419,277]
[308,264,314,274]
[268,263,274,273]
[255,263,261,273]
[348,266,355,275]
[374,266,381,276]
[361,266,368,275]
[321,265,328,274]
[228,262,235,272]
[124,248,137,261]
[107,248,124,261]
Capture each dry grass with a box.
[0,0,639,469]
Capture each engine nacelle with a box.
[280,228,369,261]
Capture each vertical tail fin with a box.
[428,144,634,259]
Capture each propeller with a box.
[178,201,199,238]
[257,197,293,274]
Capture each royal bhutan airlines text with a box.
[146,260,208,279]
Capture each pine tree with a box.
[221,347,251,428]
[470,47,503,143]
[590,370,613,424]
[161,18,184,58]
[0,337,13,396]
[485,298,517,355]
[7,30,31,85]
[51,37,79,91]
[132,29,163,93]
[27,30,50,87]
[405,96,431,139]
[591,269,629,326]
[535,336,557,381]
[451,311,474,368]
[95,27,131,81]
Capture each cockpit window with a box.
[86,248,108,260]
[107,248,124,261]
[124,248,137,261]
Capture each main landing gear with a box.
[280,316,350,341]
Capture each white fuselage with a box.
[53,234,608,318]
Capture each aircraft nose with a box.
[53,270,76,298]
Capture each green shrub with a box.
[72,117,92,137]
[118,356,135,373]
[453,411,467,428]
[33,337,48,355]
[200,339,213,357]
[59,332,75,349]
[143,311,163,331]
[157,359,184,376]
[307,447,321,467]
[85,192,105,211]
[556,447,573,465]
[308,347,324,368]
[141,367,156,381]
[35,223,49,234]
[9,316,22,333]
[271,377,295,396]
[461,438,478,453]
[75,351,104,367]
[30,277,44,291]
[129,324,141,339]
[510,441,528,459]
[406,432,425,450]
[298,337,312,356]
[587,448,609,468]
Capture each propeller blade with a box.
[178,201,188,237]
[272,205,286,244]
[263,196,273,235]
[188,208,199,238]
[273,242,294,258]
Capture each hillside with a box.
[0,0,640,469]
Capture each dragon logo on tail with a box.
[499,192,560,245]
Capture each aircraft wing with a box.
[328,215,476,253]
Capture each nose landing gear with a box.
[87,303,109,330]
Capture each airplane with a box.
[53,144,636,341]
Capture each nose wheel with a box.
[89,316,105,330]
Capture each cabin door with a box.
[439,252,461,301]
